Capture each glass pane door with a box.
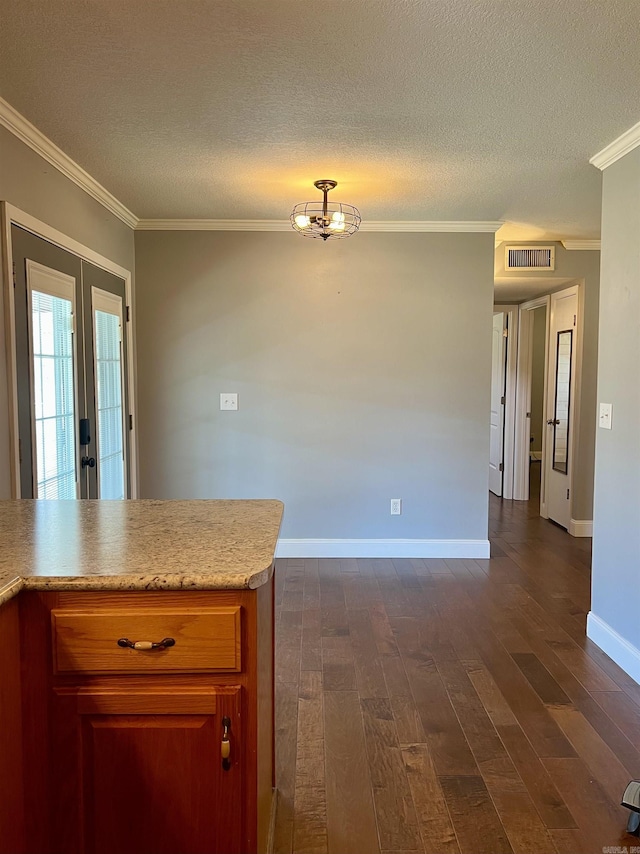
[92,290,126,499]
[27,261,79,498]
[12,225,131,500]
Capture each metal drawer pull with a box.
[117,637,176,651]
[221,716,231,770]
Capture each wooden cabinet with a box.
[51,684,243,854]
[13,584,274,854]
[0,597,26,854]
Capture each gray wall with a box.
[530,306,547,453]
[134,231,495,541]
[495,243,600,521]
[591,145,640,660]
[0,126,135,497]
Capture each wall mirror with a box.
[552,329,573,474]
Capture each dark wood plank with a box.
[300,608,322,672]
[324,691,379,854]
[274,680,298,854]
[381,654,426,745]
[437,658,525,794]
[489,790,556,854]
[322,636,357,691]
[543,757,632,848]
[360,698,421,851]
[591,690,640,746]
[548,706,633,807]
[464,660,519,727]
[439,775,514,854]
[277,609,303,685]
[511,652,572,706]
[293,671,327,854]
[402,745,460,854]
[348,608,388,699]
[392,617,478,776]
[496,724,577,829]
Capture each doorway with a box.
[512,285,581,530]
[2,205,136,499]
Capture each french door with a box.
[12,225,131,499]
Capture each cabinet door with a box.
[51,685,243,854]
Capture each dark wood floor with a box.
[273,487,640,854]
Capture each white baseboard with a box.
[275,538,491,559]
[569,518,593,537]
[587,612,640,685]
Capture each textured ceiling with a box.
[1,1,640,235]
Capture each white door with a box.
[489,311,507,496]
[545,287,578,528]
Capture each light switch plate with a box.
[598,402,612,429]
[220,393,238,411]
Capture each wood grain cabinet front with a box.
[50,684,243,854]
[14,585,275,854]
[52,605,242,674]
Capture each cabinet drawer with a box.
[52,606,242,674]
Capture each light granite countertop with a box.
[0,499,283,608]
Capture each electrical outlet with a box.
[598,402,612,429]
[390,498,402,515]
[220,393,238,411]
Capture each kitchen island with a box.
[0,499,283,854]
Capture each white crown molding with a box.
[275,538,491,559]
[361,221,503,233]
[561,240,601,251]
[0,96,138,229]
[136,219,504,233]
[136,219,292,231]
[590,120,640,171]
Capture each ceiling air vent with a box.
[505,246,555,271]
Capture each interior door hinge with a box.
[126,305,131,322]
[526,411,531,418]
[573,314,576,327]
[503,328,508,338]
[499,462,504,472]
[566,488,570,499]
[128,414,133,431]
[12,261,16,288]
[501,395,506,405]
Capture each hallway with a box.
[273,495,640,854]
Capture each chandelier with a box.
[290,180,361,240]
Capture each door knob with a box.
[547,419,560,426]
[81,456,96,468]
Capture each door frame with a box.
[1,202,138,498]
[492,304,519,499]
[513,295,550,508]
